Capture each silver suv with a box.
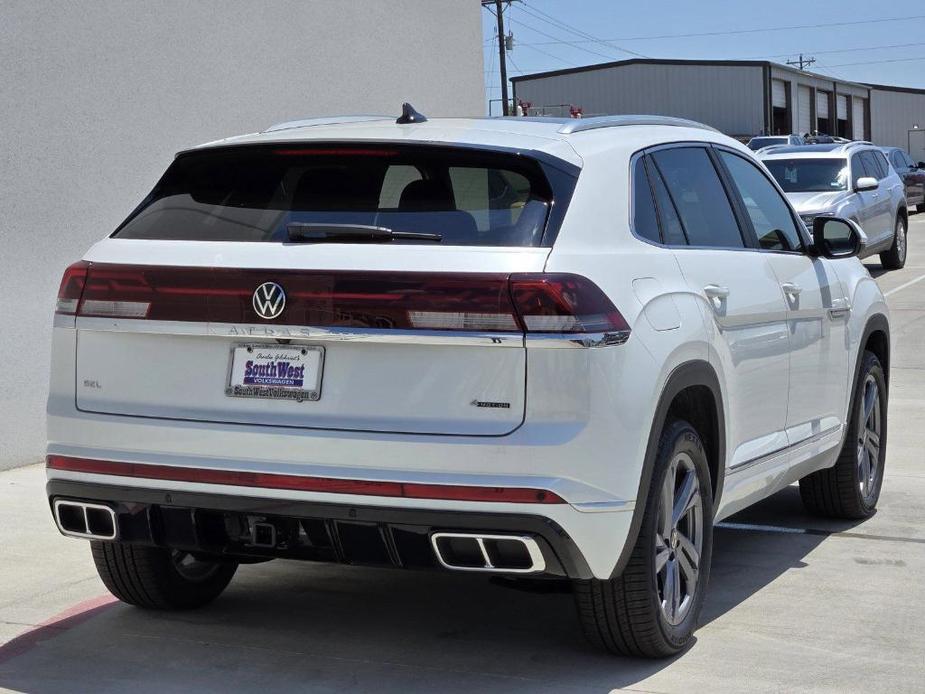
[759,143,908,269]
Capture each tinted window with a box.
[649,163,688,245]
[115,146,554,246]
[873,151,890,179]
[719,151,802,251]
[859,151,886,180]
[851,153,869,187]
[650,147,744,248]
[764,158,848,192]
[889,151,905,171]
[632,158,661,243]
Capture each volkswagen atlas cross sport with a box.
[47,106,891,658]
[759,142,908,269]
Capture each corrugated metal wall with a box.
[870,88,925,157]
[513,63,766,136]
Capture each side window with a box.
[859,151,886,181]
[903,151,917,169]
[649,147,745,248]
[632,157,661,243]
[851,153,869,187]
[873,151,890,179]
[890,151,905,171]
[648,162,688,245]
[718,151,803,251]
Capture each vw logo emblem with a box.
[253,282,286,320]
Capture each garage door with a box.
[797,86,813,135]
[853,97,866,140]
[837,95,848,120]
[798,86,811,134]
[816,91,830,118]
[772,80,787,108]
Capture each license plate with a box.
[226,344,324,402]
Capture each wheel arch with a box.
[609,359,725,579]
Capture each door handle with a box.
[703,284,730,299]
[781,282,802,297]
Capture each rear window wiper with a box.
[287,223,442,243]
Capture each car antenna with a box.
[396,102,427,124]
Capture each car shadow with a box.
[0,486,867,693]
[865,261,887,278]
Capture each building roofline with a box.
[510,58,769,83]
[510,57,870,90]
[865,81,925,95]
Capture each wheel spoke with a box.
[863,382,877,423]
[867,429,880,450]
[672,470,699,527]
[865,437,879,462]
[655,535,671,573]
[858,450,871,490]
[660,465,675,538]
[677,536,699,586]
[671,559,682,617]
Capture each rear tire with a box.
[91,542,237,609]
[799,351,887,519]
[574,419,714,658]
[879,215,907,269]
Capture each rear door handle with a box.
[703,284,730,299]
[781,282,802,297]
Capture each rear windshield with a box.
[114,145,556,246]
[747,137,787,151]
[763,158,848,192]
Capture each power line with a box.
[517,2,648,58]
[513,13,925,45]
[508,16,623,62]
[751,41,925,60]
[822,54,925,68]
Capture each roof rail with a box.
[264,115,390,133]
[557,115,718,135]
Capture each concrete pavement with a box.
[2,221,925,692]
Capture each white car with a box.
[47,108,890,658]
[759,143,908,269]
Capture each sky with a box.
[482,0,925,114]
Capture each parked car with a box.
[881,146,925,213]
[47,110,890,658]
[747,134,805,150]
[759,142,908,268]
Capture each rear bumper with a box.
[46,479,593,579]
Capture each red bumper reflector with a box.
[46,455,566,504]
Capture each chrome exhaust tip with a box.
[430,532,546,574]
[53,499,118,540]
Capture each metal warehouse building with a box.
[512,59,925,159]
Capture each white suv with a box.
[47,109,890,658]
[759,143,908,269]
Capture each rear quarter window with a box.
[114,145,562,247]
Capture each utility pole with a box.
[786,54,816,71]
[483,0,511,115]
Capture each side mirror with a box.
[812,217,867,259]
[855,176,878,192]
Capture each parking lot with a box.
[2,223,924,693]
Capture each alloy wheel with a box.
[897,218,907,263]
[857,374,882,503]
[655,452,703,626]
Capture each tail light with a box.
[55,261,90,314]
[510,273,630,334]
[55,263,628,338]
